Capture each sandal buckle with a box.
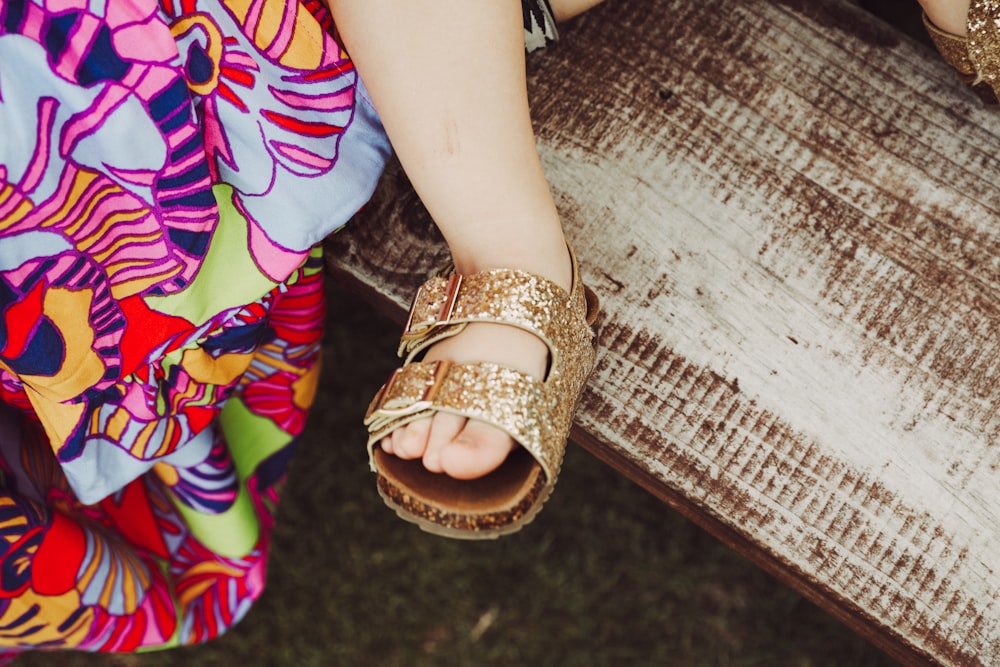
[366,359,454,421]
[402,274,463,341]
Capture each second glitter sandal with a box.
[363,245,599,540]
[923,0,1000,106]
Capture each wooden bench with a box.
[324,1,1000,665]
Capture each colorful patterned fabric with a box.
[0,0,390,657]
[0,0,556,659]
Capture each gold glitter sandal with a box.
[363,245,599,539]
[923,1,1000,106]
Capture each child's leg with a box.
[330,0,574,479]
[920,0,970,34]
[549,0,606,22]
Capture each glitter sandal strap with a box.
[364,360,561,483]
[923,4,1000,106]
[398,267,575,362]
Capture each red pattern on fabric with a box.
[1,281,45,359]
[184,405,217,436]
[118,296,195,377]
[31,512,86,596]
[99,481,171,560]
[261,110,345,137]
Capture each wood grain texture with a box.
[324,1,1000,665]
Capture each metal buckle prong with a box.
[419,359,451,405]
[437,274,463,326]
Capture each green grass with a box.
[17,279,899,667]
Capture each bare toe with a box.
[391,418,432,459]
[439,420,515,480]
[422,413,466,473]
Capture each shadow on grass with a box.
[18,279,900,667]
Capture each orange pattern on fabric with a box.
[19,288,103,402]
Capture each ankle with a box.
[446,217,573,292]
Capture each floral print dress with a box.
[0,0,557,659]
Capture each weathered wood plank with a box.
[325,1,1000,665]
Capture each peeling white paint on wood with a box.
[326,1,1000,664]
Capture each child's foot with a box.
[920,0,970,35]
[378,322,550,479]
[378,245,573,480]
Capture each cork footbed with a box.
[371,446,554,539]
